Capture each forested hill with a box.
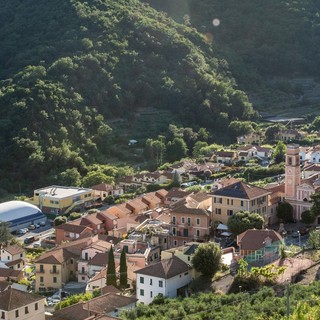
[144,0,320,101]
[0,0,255,191]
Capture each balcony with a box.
[184,222,192,227]
[50,269,60,274]
[37,269,45,273]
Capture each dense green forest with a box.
[144,0,320,108]
[0,0,257,192]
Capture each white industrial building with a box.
[0,201,46,232]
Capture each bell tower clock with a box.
[285,144,301,200]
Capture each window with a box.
[15,310,19,318]
[140,276,144,284]
[159,280,163,287]
[174,240,177,246]
[53,277,57,283]
[52,265,57,273]
[227,210,234,216]
[1,311,5,319]
[196,229,200,237]
[140,289,144,296]
[196,218,200,225]
[18,264,20,268]
[240,200,244,207]
[39,265,44,273]
[25,307,29,314]
[40,276,44,283]
[172,227,176,236]
[7,256,9,260]
[82,277,85,280]
[150,279,152,285]
[215,208,221,215]
[172,216,176,224]
[150,291,153,298]
[181,217,185,224]
[70,259,73,264]
[20,253,23,258]
[187,217,191,225]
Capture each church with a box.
[285,144,320,223]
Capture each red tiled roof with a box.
[91,183,114,192]
[135,256,189,278]
[2,245,24,256]
[0,288,44,311]
[237,229,283,250]
[213,181,271,199]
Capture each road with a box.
[17,224,54,244]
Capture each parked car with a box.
[28,224,36,230]
[17,228,28,235]
[292,231,300,238]
[24,236,35,244]
[40,221,46,226]
[33,241,41,248]
[35,223,41,229]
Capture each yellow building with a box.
[31,185,93,214]
[211,181,271,225]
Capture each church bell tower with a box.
[285,144,301,200]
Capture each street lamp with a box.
[297,231,301,248]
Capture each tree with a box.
[119,249,128,288]
[276,202,294,223]
[106,247,117,286]
[273,141,286,164]
[301,210,316,224]
[227,211,264,235]
[192,141,208,158]
[0,222,12,244]
[69,212,82,221]
[58,168,82,187]
[82,171,114,188]
[191,242,222,277]
[310,193,320,218]
[54,216,67,226]
[308,230,320,249]
[166,138,188,162]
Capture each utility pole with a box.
[286,281,290,319]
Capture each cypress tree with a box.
[106,247,116,286]
[119,249,128,288]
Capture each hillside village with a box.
[1,142,320,318]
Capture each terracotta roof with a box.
[2,245,24,256]
[126,198,148,212]
[80,213,103,226]
[135,256,189,279]
[55,223,91,234]
[88,252,109,267]
[101,285,121,295]
[0,288,44,311]
[213,181,270,199]
[237,229,283,250]
[5,258,24,267]
[36,237,91,264]
[91,183,114,192]
[170,199,210,217]
[189,192,211,203]
[51,293,137,320]
[0,268,22,279]
[106,204,131,218]
[265,183,285,193]
[0,281,11,292]
[304,164,320,172]
[166,188,191,199]
[98,210,117,221]
[238,151,249,156]
[89,268,107,282]
[155,189,168,199]
[220,177,241,187]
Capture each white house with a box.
[135,256,191,304]
[1,245,25,271]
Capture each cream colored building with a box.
[211,181,271,225]
[30,185,93,214]
[0,287,45,320]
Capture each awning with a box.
[221,231,232,237]
[217,223,228,231]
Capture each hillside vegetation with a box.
[0,0,256,191]
[145,0,320,109]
